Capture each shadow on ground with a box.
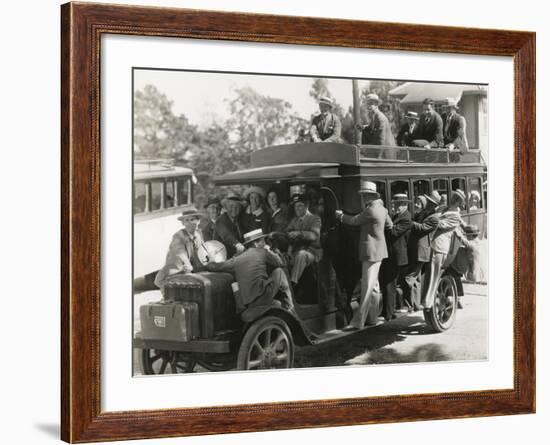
[33,423,59,438]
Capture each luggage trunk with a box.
[140,300,200,342]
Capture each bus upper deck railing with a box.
[358,145,483,164]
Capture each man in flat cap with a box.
[154,204,206,291]
[441,97,469,153]
[397,110,420,147]
[286,193,322,285]
[412,98,444,149]
[310,96,342,143]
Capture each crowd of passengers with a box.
[309,94,469,154]
[154,181,485,328]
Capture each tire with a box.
[423,275,458,332]
[140,349,196,375]
[236,316,295,370]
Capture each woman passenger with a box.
[242,186,271,234]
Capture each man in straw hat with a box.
[405,190,442,311]
[357,93,396,156]
[286,193,322,285]
[154,204,206,291]
[442,97,469,153]
[310,96,342,143]
[423,189,466,309]
[397,110,420,147]
[215,195,246,258]
[380,193,413,319]
[206,229,293,316]
[335,180,392,329]
[412,98,444,149]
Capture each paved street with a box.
[295,282,487,368]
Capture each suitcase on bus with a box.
[140,300,200,342]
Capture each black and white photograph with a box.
[132,69,488,375]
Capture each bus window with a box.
[176,179,190,205]
[165,181,175,208]
[134,182,146,214]
[468,177,483,211]
[373,180,387,206]
[151,181,162,211]
[433,178,449,208]
[451,178,467,213]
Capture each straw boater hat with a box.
[318,96,334,108]
[416,195,428,208]
[424,190,442,205]
[243,228,269,245]
[243,186,266,201]
[405,111,419,120]
[365,93,381,105]
[392,193,410,202]
[177,204,202,221]
[357,180,380,197]
[451,189,466,203]
[443,97,459,109]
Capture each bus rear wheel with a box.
[140,349,196,374]
[423,275,458,332]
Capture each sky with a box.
[134,68,371,128]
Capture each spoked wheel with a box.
[236,316,294,370]
[197,360,236,372]
[140,349,196,375]
[423,275,458,332]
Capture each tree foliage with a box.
[133,84,200,160]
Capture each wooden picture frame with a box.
[61,2,535,442]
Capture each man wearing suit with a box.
[412,98,444,148]
[336,180,392,329]
[405,190,442,310]
[380,194,413,319]
[396,111,420,147]
[286,194,323,284]
[215,196,246,258]
[310,96,342,143]
[358,93,397,159]
[441,97,469,154]
[206,229,293,316]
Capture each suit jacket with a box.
[414,111,444,147]
[215,213,245,258]
[341,199,391,262]
[286,211,322,260]
[386,210,412,266]
[241,209,271,235]
[310,112,342,142]
[206,247,284,310]
[154,229,204,288]
[442,112,469,152]
[431,210,464,254]
[268,206,289,233]
[396,122,418,147]
[409,210,439,263]
[361,109,396,146]
[200,217,219,242]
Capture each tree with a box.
[133,84,200,160]
[224,86,307,165]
